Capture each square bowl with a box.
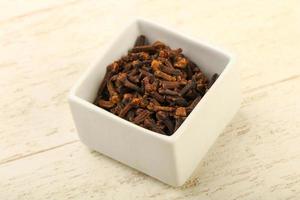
[68,18,241,186]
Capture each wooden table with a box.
[1,1,300,199]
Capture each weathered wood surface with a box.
[0,0,299,199]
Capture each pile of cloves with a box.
[94,35,218,136]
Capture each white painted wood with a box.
[0,0,299,199]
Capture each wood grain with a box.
[0,0,300,199]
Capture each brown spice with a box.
[154,70,176,81]
[134,35,148,47]
[94,35,217,135]
[175,107,187,117]
[98,100,115,109]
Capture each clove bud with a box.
[94,35,217,136]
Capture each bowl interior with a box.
[72,19,230,104]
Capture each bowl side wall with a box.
[69,96,178,185]
[173,59,241,185]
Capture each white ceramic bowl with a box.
[69,18,241,186]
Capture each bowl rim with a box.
[68,18,235,143]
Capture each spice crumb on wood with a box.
[94,35,219,136]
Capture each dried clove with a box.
[130,45,156,54]
[156,111,174,134]
[144,118,165,134]
[98,100,115,109]
[117,73,141,92]
[179,80,195,96]
[134,35,148,47]
[207,73,219,89]
[175,107,187,117]
[132,109,151,124]
[118,98,141,118]
[94,35,217,135]
[154,70,176,81]
[158,88,179,96]
[160,80,186,89]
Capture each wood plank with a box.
[0,0,81,22]
[1,74,299,200]
[0,1,300,198]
